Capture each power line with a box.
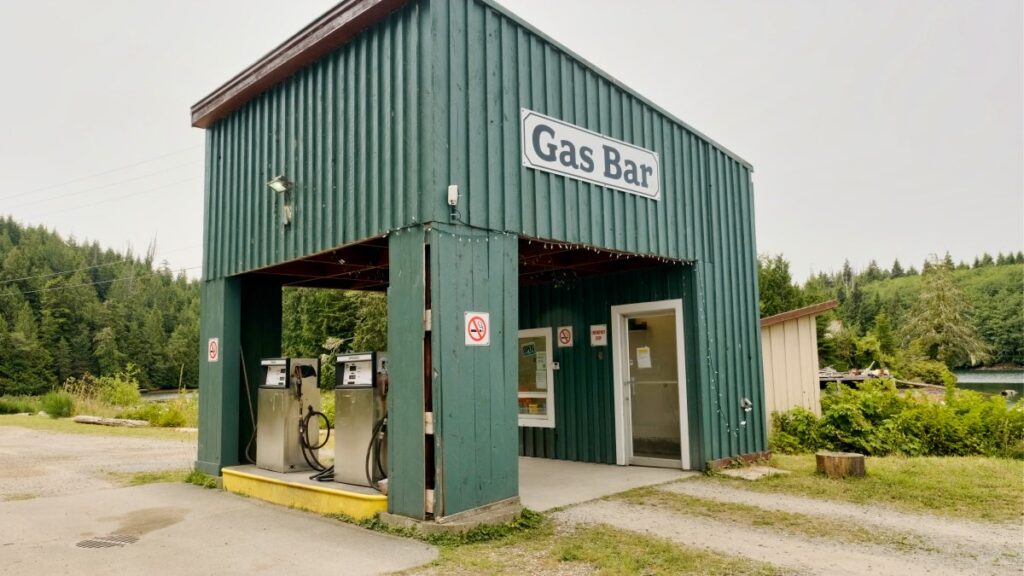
[1,265,202,298]
[20,176,202,219]
[0,258,131,285]
[7,159,200,209]
[0,145,202,201]
[0,243,202,286]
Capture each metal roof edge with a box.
[760,300,838,328]
[190,0,408,129]
[476,0,754,170]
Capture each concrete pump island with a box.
[191,0,763,527]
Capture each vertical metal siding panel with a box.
[467,2,487,227]
[324,56,336,247]
[499,17,518,233]
[315,65,325,251]
[379,27,389,235]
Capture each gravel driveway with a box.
[0,425,196,501]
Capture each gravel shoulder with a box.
[556,478,1024,576]
[0,425,196,500]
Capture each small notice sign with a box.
[208,338,220,363]
[636,346,652,369]
[557,326,574,348]
[589,324,608,346]
[465,312,490,346]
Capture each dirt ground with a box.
[556,479,1024,576]
[0,425,195,501]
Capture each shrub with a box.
[97,365,142,406]
[770,379,1024,458]
[320,390,335,427]
[0,396,41,414]
[40,390,74,418]
[116,390,197,428]
[894,357,956,387]
[770,407,821,454]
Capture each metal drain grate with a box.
[76,534,139,549]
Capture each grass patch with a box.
[186,469,218,489]
[402,516,788,575]
[110,468,191,486]
[40,390,74,418]
[613,487,926,552]
[0,396,40,414]
[0,414,196,442]
[2,493,37,502]
[712,454,1024,523]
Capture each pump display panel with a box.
[260,359,289,388]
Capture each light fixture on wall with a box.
[267,175,293,194]
[267,175,294,226]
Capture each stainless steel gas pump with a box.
[256,357,321,473]
[334,352,388,488]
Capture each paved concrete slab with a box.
[518,456,696,510]
[0,483,436,576]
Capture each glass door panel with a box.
[626,313,681,462]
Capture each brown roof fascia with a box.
[760,300,838,328]
[191,0,408,129]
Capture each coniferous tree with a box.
[901,257,989,367]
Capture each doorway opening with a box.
[611,299,690,469]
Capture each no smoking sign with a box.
[557,326,573,348]
[207,337,220,363]
[464,312,491,346]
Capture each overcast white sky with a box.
[1,0,1020,281]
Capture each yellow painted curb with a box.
[222,468,387,520]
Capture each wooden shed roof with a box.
[760,300,838,328]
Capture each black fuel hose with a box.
[364,415,388,490]
[299,406,331,472]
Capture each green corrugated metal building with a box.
[192,0,766,521]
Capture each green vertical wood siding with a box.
[518,266,705,466]
[196,277,241,475]
[199,0,765,491]
[202,1,433,279]
[429,224,518,516]
[386,228,428,518]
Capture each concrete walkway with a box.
[518,456,695,510]
[0,482,436,576]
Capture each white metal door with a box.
[611,300,690,469]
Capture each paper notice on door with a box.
[535,356,548,389]
[636,346,652,369]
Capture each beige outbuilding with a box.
[760,300,838,421]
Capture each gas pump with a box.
[256,357,322,473]
[334,352,388,489]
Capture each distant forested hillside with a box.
[0,217,199,394]
[759,252,1024,371]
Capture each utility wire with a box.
[7,159,200,209]
[20,176,202,219]
[0,243,201,286]
[1,265,201,298]
[0,145,201,201]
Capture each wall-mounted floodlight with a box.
[268,175,294,226]
[267,175,293,193]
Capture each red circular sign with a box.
[558,328,572,345]
[467,316,488,342]
[208,339,219,362]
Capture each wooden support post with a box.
[816,451,866,478]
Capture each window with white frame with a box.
[517,328,555,428]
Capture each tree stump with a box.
[815,451,866,478]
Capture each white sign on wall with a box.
[464,312,491,346]
[207,338,219,363]
[589,324,608,347]
[521,108,660,200]
[557,326,574,348]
